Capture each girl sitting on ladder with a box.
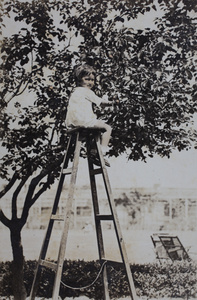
[66,64,114,166]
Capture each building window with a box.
[164,203,170,216]
[76,206,91,216]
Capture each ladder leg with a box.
[94,135,137,300]
[30,135,73,300]
[52,132,82,299]
[87,145,110,300]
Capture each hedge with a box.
[0,260,196,299]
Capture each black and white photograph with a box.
[0,0,197,299]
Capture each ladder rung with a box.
[40,260,58,271]
[51,214,64,221]
[103,259,123,265]
[168,247,181,253]
[90,168,103,175]
[96,214,113,221]
[62,167,72,175]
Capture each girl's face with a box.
[80,73,95,89]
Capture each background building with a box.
[0,183,196,232]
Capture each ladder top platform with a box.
[66,126,106,135]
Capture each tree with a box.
[0,0,197,298]
[115,191,142,226]
[115,190,154,228]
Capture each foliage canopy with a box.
[1,0,197,172]
[0,0,197,220]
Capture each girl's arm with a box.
[100,95,119,107]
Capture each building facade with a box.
[0,183,197,231]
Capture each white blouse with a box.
[66,87,102,127]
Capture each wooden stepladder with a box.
[30,127,137,300]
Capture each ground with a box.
[0,228,196,263]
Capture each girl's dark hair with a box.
[74,64,96,85]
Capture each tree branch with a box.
[0,172,19,199]
[0,208,11,228]
[12,51,34,98]
[21,157,63,224]
[5,69,26,104]
[5,51,42,104]
[31,174,53,204]
[12,176,29,220]
[20,171,48,226]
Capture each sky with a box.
[75,145,197,190]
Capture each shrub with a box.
[132,260,197,299]
[0,260,196,299]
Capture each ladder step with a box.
[168,247,181,253]
[90,168,103,175]
[103,259,123,265]
[51,214,64,221]
[96,214,113,221]
[62,167,72,175]
[40,260,58,271]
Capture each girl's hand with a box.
[112,95,120,104]
[101,94,120,110]
[101,95,113,106]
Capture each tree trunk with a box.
[10,225,27,300]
